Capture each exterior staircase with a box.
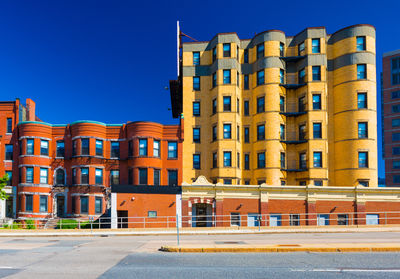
[44,218,59,229]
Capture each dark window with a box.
[139,168,147,185]
[280,96,285,112]
[231,213,240,226]
[298,96,305,112]
[257,125,265,141]
[56,169,65,185]
[257,70,264,86]
[314,180,323,186]
[212,99,217,114]
[224,179,232,185]
[95,197,102,214]
[223,43,231,57]
[337,214,348,225]
[244,49,248,63]
[128,169,133,185]
[139,139,148,156]
[358,93,367,109]
[358,122,368,138]
[280,69,285,84]
[244,100,249,116]
[257,96,265,113]
[313,123,322,139]
[56,140,65,157]
[80,196,88,214]
[357,64,366,79]
[237,125,240,141]
[193,154,201,169]
[95,168,103,185]
[237,98,239,114]
[312,94,321,110]
[280,125,285,140]
[153,169,160,185]
[95,140,103,156]
[237,46,239,60]
[393,147,400,155]
[280,42,284,57]
[313,152,322,168]
[168,170,178,186]
[110,170,119,186]
[237,152,240,168]
[193,101,200,116]
[39,196,48,212]
[193,76,200,90]
[5,171,12,186]
[359,181,369,187]
[257,152,265,168]
[298,41,305,54]
[312,66,321,81]
[393,105,400,113]
[244,75,249,89]
[128,140,133,157]
[257,43,264,59]
[223,124,231,139]
[244,154,250,170]
[6,118,12,133]
[223,96,231,111]
[81,139,89,155]
[168,142,178,158]
[193,51,200,65]
[392,91,400,99]
[394,176,400,184]
[237,72,239,87]
[393,161,400,169]
[356,36,366,51]
[244,127,249,143]
[358,152,368,168]
[393,119,400,127]
[290,214,300,226]
[111,141,120,158]
[312,38,320,53]
[280,152,286,169]
[81,168,89,184]
[223,70,231,84]
[299,124,306,140]
[298,68,305,84]
[212,72,217,87]
[26,195,33,212]
[300,153,307,169]
[72,140,77,156]
[212,125,217,141]
[223,151,231,167]
[5,144,13,160]
[392,58,400,85]
[213,152,217,168]
[212,47,216,62]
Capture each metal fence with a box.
[1,211,400,230]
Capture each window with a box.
[128,169,133,185]
[95,168,103,185]
[212,125,217,141]
[81,168,89,184]
[280,152,286,169]
[72,168,77,185]
[223,96,231,112]
[193,154,201,169]
[56,140,65,157]
[5,171,12,186]
[168,170,178,186]
[237,72,239,87]
[392,91,400,99]
[337,214,348,225]
[393,161,400,169]
[212,72,217,87]
[168,142,178,158]
[314,180,323,186]
[244,49,248,63]
[257,96,265,113]
[40,168,48,184]
[313,123,322,139]
[231,213,241,226]
[237,98,239,114]
[223,70,231,84]
[358,93,367,109]
[110,170,119,186]
[193,51,200,65]
[72,140,77,156]
[6,118,12,133]
[299,124,306,140]
[39,196,48,212]
[237,125,240,141]
[244,100,249,116]
[358,122,368,138]
[223,151,231,167]
[244,75,249,90]
[394,176,400,184]
[139,168,147,185]
[5,145,13,160]
[312,94,321,110]
[237,46,239,60]
[212,47,216,62]
[257,125,265,141]
[280,96,285,112]
[193,76,200,91]
[153,169,160,185]
[223,124,231,139]
[300,153,307,169]
[257,152,265,168]
[26,195,33,212]
[237,152,240,168]
[393,147,400,155]
[357,64,366,79]
[39,140,49,156]
[280,124,285,140]
[393,105,400,113]
[212,99,217,114]
[26,167,33,183]
[290,214,300,226]
[55,169,65,185]
[153,140,160,157]
[26,139,34,155]
[298,41,305,54]
[280,42,284,56]
[280,69,285,84]
[95,197,102,214]
[270,214,282,226]
[193,101,200,116]
[244,127,249,143]
[298,68,305,84]
[257,43,264,59]
[223,43,231,57]
[244,154,250,170]
[111,141,120,158]
[212,152,217,168]
[356,36,366,51]
[148,211,157,218]
[313,152,322,168]
[80,196,88,214]
[312,66,321,81]
[300,181,307,186]
[392,58,400,85]
[359,180,369,187]
[312,38,320,53]
[93,139,102,157]
[81,138,89,155]
[281,180,286,186]
[139,139,148,156]
[128,140,133,157]
[358,152,368,168]
[224,179,232,185]
[257,70,264,86]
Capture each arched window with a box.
[55,169,65,185]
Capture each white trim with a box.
[19,164,50,169]
[71,165,105,169]
[18,183,52,188]
[70,193,104,197]
[18,192,51,196]
[19,136,52,141]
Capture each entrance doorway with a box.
[5,197,13,218]
[56,196,65,217]
[192,203,212,227]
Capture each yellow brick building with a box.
[170,24,377,187]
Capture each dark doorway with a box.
[56,196,65,217]
[117,210,128,228]
[5,197,13,218]
[193,203,212,227]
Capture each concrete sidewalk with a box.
[1,225,400,237]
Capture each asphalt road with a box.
[0,232,399,278]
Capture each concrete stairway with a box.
[44,218,59,229]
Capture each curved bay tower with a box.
[170,24,377,187]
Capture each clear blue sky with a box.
[0,0,397,178]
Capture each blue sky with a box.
[0,0,397,178]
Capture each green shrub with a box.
[57,219,78,229]
[25,219,36,229]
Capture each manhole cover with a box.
[215,241,246,245]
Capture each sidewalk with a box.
[1,225,400,237]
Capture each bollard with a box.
[176,214,180,248]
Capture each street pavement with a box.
[0,232,399,278]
